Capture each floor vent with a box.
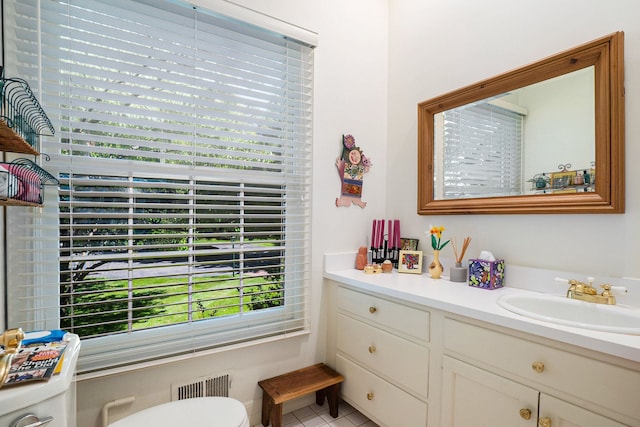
[171,373,230,401]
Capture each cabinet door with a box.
[442,356,538,427]
[539,394,629,427]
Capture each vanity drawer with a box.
[336,354,428,427]
[444,318,640,420]
[337,313,429,399]
[337,286,430,343]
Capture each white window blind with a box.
[4,0,314,373]
[434,102,523,199]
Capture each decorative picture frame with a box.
[400,237,419,251]
[398,250,423,274]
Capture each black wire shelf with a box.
[0,68,55,155]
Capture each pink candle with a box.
[390,220,395,247]
[373,220,379,248]
[371,220,376,248]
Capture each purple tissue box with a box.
[468,259,505,290]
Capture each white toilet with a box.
[108,396,250,427]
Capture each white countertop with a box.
[324,256,640,364]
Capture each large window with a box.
[4,0,314,373]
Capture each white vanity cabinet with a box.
[324,263,640,427]
[442,318,639,426]
[335,286,430,427]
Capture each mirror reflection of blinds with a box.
[439,103,523,199]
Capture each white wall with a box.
[387,0,640,280]
[73,1,390,426]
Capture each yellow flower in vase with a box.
[429,225,450,251]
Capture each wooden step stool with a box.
[258,363,345,427]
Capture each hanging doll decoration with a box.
[335,134,371,208]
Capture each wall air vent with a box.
[171,373,230,401]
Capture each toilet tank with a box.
[0,333,81,427]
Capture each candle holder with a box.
[370,219,401,268]
[371,238,398,267]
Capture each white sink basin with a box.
[497,293,640,334]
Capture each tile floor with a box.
[256,400,379,427]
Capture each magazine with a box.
[3,340,68,386]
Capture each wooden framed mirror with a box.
[418,32,624,214]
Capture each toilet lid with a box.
[108,397,249,427]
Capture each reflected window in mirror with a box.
[435,99,524,199]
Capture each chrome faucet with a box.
[0,327,24,388]
[560,277,627,305]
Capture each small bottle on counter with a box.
[356,246,368,270]
[573,171,584,185]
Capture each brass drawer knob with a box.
[369,306,377,314]
[532,361,545,373]
[366,392,374,400]
[368,345,376,354]
[519,408,532,420]
[539,417,552,427]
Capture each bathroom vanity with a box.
[324,256,640,427]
